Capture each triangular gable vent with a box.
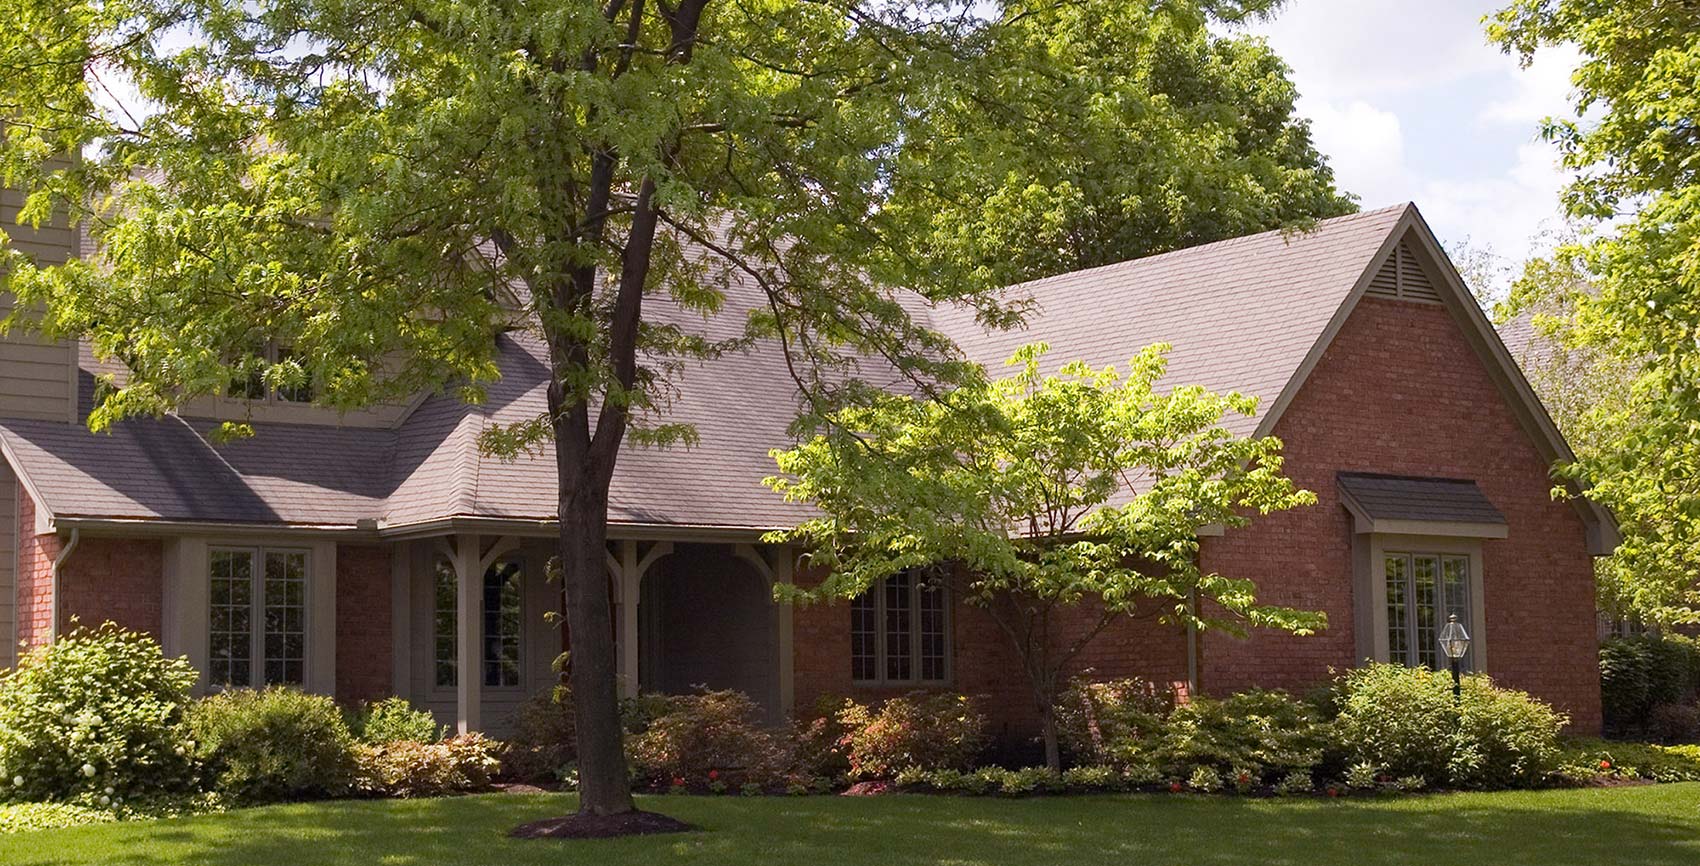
[1366,238,1442,304]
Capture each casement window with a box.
[850,569,949,684]
[208,547,308,688]
[433,558,525,689]
[1384,551,1473,671]
[228,343,315,404]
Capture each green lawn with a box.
[3,785,1697,866]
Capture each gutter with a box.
[48,527,80,642]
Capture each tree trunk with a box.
[1039,694,1062,774]
[557,461,635,816]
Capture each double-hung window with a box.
[208,547,308,688]
[850,569,949,684]
[1384,551,1473,670]
[433,558,525,689]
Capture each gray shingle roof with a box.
[1,204,1414,532]
[1337,472,1507,526]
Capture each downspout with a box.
[48,528,80,642]
[1185,589,1199,699]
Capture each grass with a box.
[1,784,1697,866]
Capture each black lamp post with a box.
[1437,613,1472,703]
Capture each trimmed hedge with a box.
[1600,634,1700,736]
[186,688,360,802]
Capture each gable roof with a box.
[0,203,1618,550]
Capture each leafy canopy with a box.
[767,342,1324,638]
[1489,0,1700,625]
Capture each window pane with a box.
[884,571,913,682]
[919,580,947,682]
[262,551,307,686]
[209,550,255,688]
[1413,555,1440,670]
[433,559,457,688]
[850,589,878,682]
[1384,554,1409,666]
[483,561,523,688]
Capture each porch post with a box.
[618,540,641,698]
[775,546,795,720]
[454,533,483,734]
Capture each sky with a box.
[1238,0,1580,275]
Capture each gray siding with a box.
[2,186,78,424]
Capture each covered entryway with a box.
[638,543,784,722]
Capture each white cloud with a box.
[1479,44,1581,125]
[1302,98,1410,206]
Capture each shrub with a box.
[1155,689,1326,782]
[1600,634,1700,734]
[1344,762,1381,791]
[186,687,359,802]
[1054,676,1171,767]
[348,697,441,746]
[836,692,987,780]
[1559,738,1700,783]
[0,623,199,803]
[502,687,576,782]
[356,733,501,798]
[624,690,787,790]
[1186,765,1222,792]
[1274,770,1313,795]
[1647,702,1700,745]
[1332,664,1565,789]
[789,697,851,781]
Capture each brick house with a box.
[0,203,1618,737]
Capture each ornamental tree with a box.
[767,343,1325,771]
[1488,0,1700,626]
[0,0,1336,820]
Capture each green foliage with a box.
[1598,634,1700,735]
[1332,664,1566,789]
[355,733,501,799]
[0,623,199,803]
[835,693,988,781]
[1489,0,1700,627]
[1186,765,1222,793]
[1556,738,1700,784]
[1273,769,1314,795]
[501,687,577,783]
[1155,690,1327,782]
[623,690,787,791]
[186,688,359,803]
[1054,676,1173,767]
[348,698,442,746]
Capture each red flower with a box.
[708,769,720,781]
[1236,772,1251,784]
[1599,759,1612,770]
[1326,787,1340,798]
[1169,781,1183,793]
[671,777,686,788]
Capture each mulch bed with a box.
[509,810,697,840]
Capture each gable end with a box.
[1365,239,1442,304]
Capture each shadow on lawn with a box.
[6,787,1698,866]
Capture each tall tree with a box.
[1489,0,1700,627]
[0,0,1332,819]
[767,344,1323,772]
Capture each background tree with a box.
[767,343,1324,772]
[0,0,1338,820]
[1488,0,1700,627]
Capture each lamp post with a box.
[1437,613,1472,703]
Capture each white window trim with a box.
[206,545,313,689]
[851,571,952,687]
[1358,533,1489,672]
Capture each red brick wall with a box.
[14,485,57,649]
[1198,297,1601,731]
[58,536,163,636]
[336,543,392,705]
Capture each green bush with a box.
[835,692,987,780]
[1647,702,1700,744]
[1053,676,1171,767]
[348,697,441,746]
[1154,690,1326,782]
[501,687,576,782]
[1558,738,1700,783]
[0,623,199,803]
[624,690,788,790]
[187,687,359,802]
[1332,664,1566,789]
[1600,634,1700,734]
[355,733,501,798]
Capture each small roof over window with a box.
[1336,473,1508,538]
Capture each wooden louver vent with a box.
[1366,239,1442,304]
